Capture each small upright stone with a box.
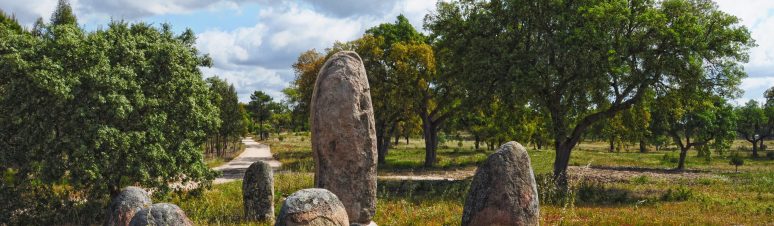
[243,161,274,222]
[462,142,539,226]
[275,188,349,226]
[310,51,377,224]
[105,186,152,226]
[129,203,193,226]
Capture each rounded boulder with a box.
[129,203,193,226]
[275,188,349,226]
[105,186,152,226]
[462,141,539,226]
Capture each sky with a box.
[1,0,772,105]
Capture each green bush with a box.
[766,151,774,160]
[661,186,693,201]
[576,180,631,204]
[631,175,650,185]
[729,153,745,172]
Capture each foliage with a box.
[0,10,22,33]
[729,152,744,172]
[0,9,217,224]
[651,91,737,170]
[288,15,458,166]
[661,186,694,201]
[735,100,774,157]
[50,0,77,26]
[286,49,326,130]
[248,91,278,140]
[205,77,246,156]
[426,0,754,188]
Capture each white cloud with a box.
[734,77,774,105]
[201,66,290,103]
[197,24,266,69]
[0,0,58,26]
[713,1,774,104]
[714,0,774,76]
[193,0,441,102]
[302,0,400,18]
[1,0,438,102]
[194,3,372,101]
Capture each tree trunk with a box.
[553,142,573,192]
[376,121,387,164]
[676,147,689,170]
[423,121,438,167]
[751,139,759,158]
[609,136,615,152]
[474,134,480,151]
[259,119,264,140]
[639,139,646,153]
[756,138,765,157]
[405,135,409,144]
[759,138,765,151]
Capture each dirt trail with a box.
[212,137,282,184]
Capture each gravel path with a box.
[212,137,282,184]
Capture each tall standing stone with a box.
[275,188,349,226]
[106,186,152,226]
[462,141,540,226]
[310,51,377,224]
[243,161,274,222]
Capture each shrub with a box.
[631,175,650,185]
[661,186,693,201]
[767,151,774,160]
[729,153,744,173]
[576,180,630,204]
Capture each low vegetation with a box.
[162,132,774,225]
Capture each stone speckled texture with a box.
[243,161,274,222]
[105,186,152,226]
[462,141,540,226]
[129,203,193,226]
[310,51,377,224]
[275,188,349,226]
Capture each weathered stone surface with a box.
[275,188,349,226]
[129,203,193,226]
[462,141,539,226]
[243,161,274,222]
[310,51,377,224]
[105,186,152,226]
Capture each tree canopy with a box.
[0,7,217,224]
[426,0,753,187]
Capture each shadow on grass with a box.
[535,173,690,207]
[380,148,489,172]
[588,165,710,174]
[377,179,470,202]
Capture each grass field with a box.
[167,133,774,225]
